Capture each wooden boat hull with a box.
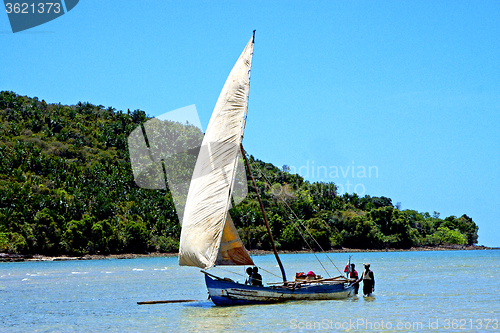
[205,274,354,306]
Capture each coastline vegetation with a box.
[0,91,478,256]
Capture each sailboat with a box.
[178,32,354,306]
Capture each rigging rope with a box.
[255,164,344,277]
[213,265,283,282]
[257,265,283,280]
[280,197,343,277]
[212,266,246,277]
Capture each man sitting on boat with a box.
[244,267,253,285]
[251,267,263,286]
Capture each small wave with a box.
[22,278,28,281]
[132,268,144,271]
[71,272,88,274]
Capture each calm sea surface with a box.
[1,250,499,332]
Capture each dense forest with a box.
[0,91,478,256]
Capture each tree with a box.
[0,91,481,255]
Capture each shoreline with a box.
[1,245,497,262]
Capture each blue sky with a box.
[1,1,499,246]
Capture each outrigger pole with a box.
[241,143,287,283]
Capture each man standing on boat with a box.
[356,263,375,296]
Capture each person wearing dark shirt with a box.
[251,267,263,286]
[349,263,359,295]
[244,267,253,285]
[356,263,375,296]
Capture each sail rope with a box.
[212,265,282,283]
[213,265,246,278]
[255,166,343,277]
[280,198,343,277]
[257,266,284,280]
[242,152,331,277]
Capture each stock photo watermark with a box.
[3,0,79,33]
[128,105,248,224]
[287,160,379,196]
[290,318,499,331]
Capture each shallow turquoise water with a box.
[1,250,499,332]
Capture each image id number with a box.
[5,3,61,14]
[443,319,498,330]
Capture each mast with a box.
[238,30,287,283]
[241,143,288,283]
[239,30,255,139]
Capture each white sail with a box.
[179,36,255,269]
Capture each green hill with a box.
[0,91,478,255]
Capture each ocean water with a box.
[1,250,499,332]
